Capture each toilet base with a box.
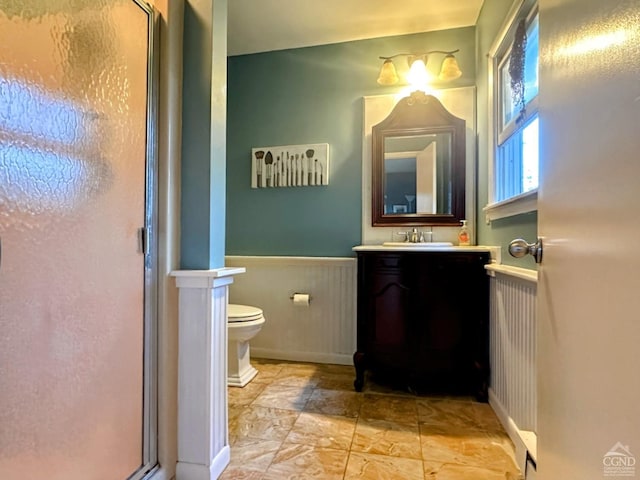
[228,339,259,387]
[228,365,259,387]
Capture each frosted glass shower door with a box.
[0,1,156,479]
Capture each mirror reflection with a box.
[371,91,466,226]
[383,133,452,215]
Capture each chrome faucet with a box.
[397,228,434,243]
[399,228,421,243]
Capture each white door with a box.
[0,1,156,479]
[537,0,640,478]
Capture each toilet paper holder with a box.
[290,293,312,303]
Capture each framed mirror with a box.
[372,90,466,226]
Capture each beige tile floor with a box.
[221,358,522,480]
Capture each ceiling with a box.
[228,0,485,56]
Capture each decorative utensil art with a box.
[251,143,329,188]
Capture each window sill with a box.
[483,189,537,223]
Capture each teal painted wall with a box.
[208,0,227,268]
[181,0,212,268]
[475,0,538,269]
[180,0,227,269]
[226,28,476,257]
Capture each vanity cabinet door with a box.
[412,253,490,396]
[356,253,414,373]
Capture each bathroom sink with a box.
[382,242,454,247]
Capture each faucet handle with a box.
[396,231,410,242]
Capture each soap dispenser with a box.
[458,220,470,246]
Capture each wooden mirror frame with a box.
[372,90,466,226]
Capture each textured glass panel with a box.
[0,1,149,479]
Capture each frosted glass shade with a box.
[377,59,399,85]
[438,54,462,81]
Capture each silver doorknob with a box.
[509,238,543,264]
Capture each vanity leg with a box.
[474,360,489,403]
[353,351,366,392]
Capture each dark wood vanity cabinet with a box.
[354,250,491,401]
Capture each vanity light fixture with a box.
[376,50,462,86]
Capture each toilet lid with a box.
[228,304,264,322]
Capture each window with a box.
[485,1,539,220]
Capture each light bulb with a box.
[406,56,429,91]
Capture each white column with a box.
[171,267,245,480]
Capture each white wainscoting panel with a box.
[225,256,357,365]
[486,263,538,471]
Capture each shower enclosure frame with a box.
[135,0,160,478]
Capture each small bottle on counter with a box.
[458,220,470,246]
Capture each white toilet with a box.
[227,304,266,387]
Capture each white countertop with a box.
[352,244,501,263]
[353,244,494,252]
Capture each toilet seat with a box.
[228,304,263,323]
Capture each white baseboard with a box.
[252,347,353,366]
[489,388,537,473]
[175,445,230,480]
